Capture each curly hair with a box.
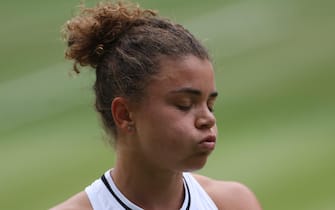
[62,1,210,140]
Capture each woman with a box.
[52,1,261,209]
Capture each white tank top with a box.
[85,170,218,210]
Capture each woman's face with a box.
[131,55,218,172]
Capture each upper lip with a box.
[200,135,216,143]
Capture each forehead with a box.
[149,55,215,91]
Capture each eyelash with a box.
[208,102,215,113]
[176,104,215,112]
[177,105,192,111]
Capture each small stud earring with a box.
[127,125,133,132]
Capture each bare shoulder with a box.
[192,173,262,210]
[49,191,92,210]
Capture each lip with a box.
[198,135,216,151]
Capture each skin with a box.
[50,55,262,210]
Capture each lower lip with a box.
[198,141,216,151]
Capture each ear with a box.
[111,97,134,133]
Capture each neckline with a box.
[101,170,191,210]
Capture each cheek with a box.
[159,107,194,130]
[137,107,194,143]
[148,111,191,136]
[149,119,193,156]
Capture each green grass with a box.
[0,0,334,209]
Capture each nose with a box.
[195,106,216,130]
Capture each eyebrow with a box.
[169,87,218,98]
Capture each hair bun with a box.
[62,1,157,73]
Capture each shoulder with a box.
[192,173,262,210]
[49,191,92,210]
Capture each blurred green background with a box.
[1,0,334,209]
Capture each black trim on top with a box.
[100,174,191,210]
[184,179,191,210]
[101,174,132,210]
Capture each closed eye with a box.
[176,104,192,111]
[207,99,216,113]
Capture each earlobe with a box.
[127,124,134,132]
[111,97,134,132]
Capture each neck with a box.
[112,147,185,210]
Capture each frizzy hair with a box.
[62,0,210,140]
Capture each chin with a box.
[182,155,209,172]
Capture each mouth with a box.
[198,135,216,151]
